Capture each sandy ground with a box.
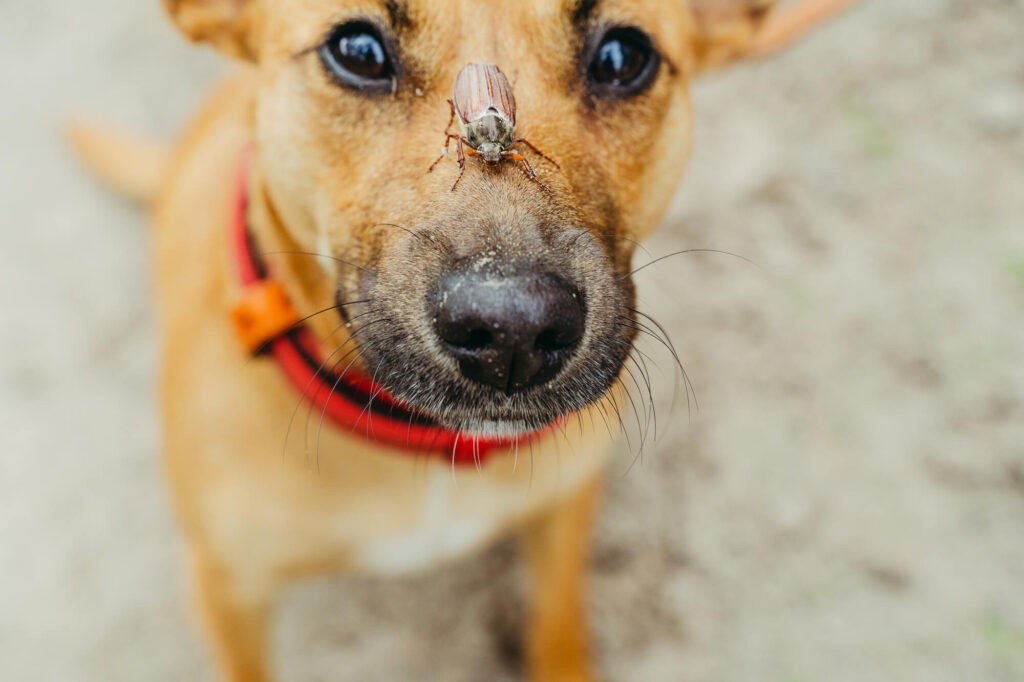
[2,1,1023,680]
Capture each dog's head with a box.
[165,0,776,436]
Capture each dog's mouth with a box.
[343,229,636,434]
[452,418,546,440]
[351,337,628,436]
[349,310,630,435]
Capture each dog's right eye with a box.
[318,22,395,94]
[585,27,660,100]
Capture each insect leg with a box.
[428,102,461,173]
[514,138,561,170]
[503,152,552,192]
[443,99,456,137]
[428,134,461,173]
[502,152,537,180]
[451,137,469,191]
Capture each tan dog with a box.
[73,0,853,680]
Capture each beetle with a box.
[428,63,559,191]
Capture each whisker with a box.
[280,312,381,462]
[372,223,451,255]
[603,391,632,454]
[351,357,389,442]
[618,378,643,458]
[593,400,618,450]
[619,310,697,419]
[246,299,366,364]
[629,353,658,441]
[298,340,365,464]
[626,248,759,278]
[451,432,461,484]
[298,316,387,461]
[314,344,375,473]
[260,249,372,273]
[528,436,535,492]
[622,321,689,418]
[629,307,700,415]
[621,361,653,446]
[568,229,653,260]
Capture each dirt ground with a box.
[2,1,1023,680]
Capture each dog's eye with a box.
[319,22,395,93]
[586,27,660,99]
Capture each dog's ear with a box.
[690,0,778,71]
[162,0,258,59]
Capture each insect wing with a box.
[451,63,516,127]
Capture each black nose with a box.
[433,269,585,394]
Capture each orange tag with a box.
[231,281,301,354]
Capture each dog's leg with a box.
[521,474,604,682]
[191,549,275,682]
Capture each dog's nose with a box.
[434,269,585,394]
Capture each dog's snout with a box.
[434,269,585,395]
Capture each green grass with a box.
[844,98,897,161]
[1003,253,1024,291]
[981,613,1024,671]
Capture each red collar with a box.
[229,159,542,465]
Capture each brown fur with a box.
[73,0,851,679]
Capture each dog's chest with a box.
[352,471,507,575]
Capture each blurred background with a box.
[2,0,1023,680]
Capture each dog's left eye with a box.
[319,22,395,94]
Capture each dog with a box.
[71,0,853,679]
